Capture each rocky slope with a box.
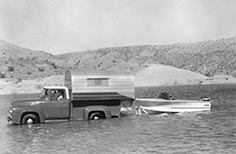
[58,37,236,77]
[1,37,236,82]
[0,39,68,80]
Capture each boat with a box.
[134,97,211,115]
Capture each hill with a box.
[0,39,54,60]
[1,37,236,94]
[58,37,236,77]
[0,39,68,80]
[1,37,236,82]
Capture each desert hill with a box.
[0,39,68,80]
[58,37,236,77]
[1,35,236,94]
[1,37,236,82]
[0,39,56,60]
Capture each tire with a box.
[89,112,105,120]
[21,113,39,124]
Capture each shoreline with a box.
[1,78,236,95]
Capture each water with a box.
[0,84,236,154]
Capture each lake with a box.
[0,84,236,154]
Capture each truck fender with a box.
[83,106,111,120]
[19,110,45,123]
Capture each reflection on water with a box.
[0,84,236,154]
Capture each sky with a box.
[0,0,236,54]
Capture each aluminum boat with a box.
[135,97,211,114]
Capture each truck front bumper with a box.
[7,115,13,125]
[7,116,12,122]
[7,109,13,124]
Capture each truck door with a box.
[41,89,70,120]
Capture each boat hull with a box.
[134,98,211,114]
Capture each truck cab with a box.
[39,86,70,120]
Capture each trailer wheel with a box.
[21,113,39,124]
[89,112,105,120]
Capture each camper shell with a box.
[65,70,135,120]
[65,70,134,99]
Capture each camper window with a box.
[87,78,109,87]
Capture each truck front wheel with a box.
[21,114,39,124]
[89,112,105,120]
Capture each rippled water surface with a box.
[0,84,236,154]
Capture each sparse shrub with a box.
[97,62,102,67]
[7,66,14,72]
[51,63,58,69]
[38,67,45,72]
[44,60,50,64]
[204,72,212,77]
[17,78,22,83]
[76,60,80,65]
[0,72,6,78]
[31,57,37,60]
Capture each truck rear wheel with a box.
[89,112,105,120]
[21,114,39,124]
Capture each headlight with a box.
[8,109,13,114]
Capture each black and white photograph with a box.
[0,0,236,153]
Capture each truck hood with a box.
[11,98,44,107]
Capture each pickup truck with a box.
[7,70,135,124]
